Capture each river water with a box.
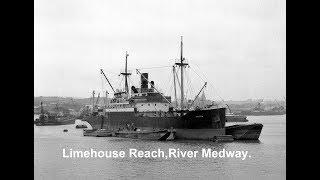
[34,115,286,180]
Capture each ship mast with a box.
[92,90,95,108]
[172,66,178,108]
[120,51,131,94]
[95,93,100,106]
[40,101,43,114]
[175,36,188,110]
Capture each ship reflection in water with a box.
[34,115,285,180]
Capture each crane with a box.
[100,69,116,94]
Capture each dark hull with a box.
[174,128,225,140]
[115,130,169,140]
[83,129,113,137]
[225,123,263,140]
[83,108,226,140]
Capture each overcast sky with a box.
[34,0,286,101]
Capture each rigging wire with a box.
[189,64,225,102]
[119,76,124,91]
[136,65,172,70]
[164,69,173,96]
[100,67,120,77]
[101,68,125,93]
[186,68,196,101]
[128,77,135,88]
[184,68,191,100]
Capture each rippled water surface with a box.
[34,115,286,180]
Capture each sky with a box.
[34,0,286,101]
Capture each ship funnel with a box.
[141,73,148,90]
[150,81,155,92]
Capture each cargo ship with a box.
[34,102,76,126]
[83,37,227,140]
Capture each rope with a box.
[136,65,172,70]
[189,64,225,102]
[164,70,173,96]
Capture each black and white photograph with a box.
[34,0,286,179]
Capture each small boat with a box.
[75,124,87,129]
[83,129,113,137]
[114,129,170,141]
[225,123,263,140]
[63,129,68,132]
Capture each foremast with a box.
[120,51,131,95]
[175,36,188,110]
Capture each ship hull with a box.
[83,129,113,137]
[225,123,263,140]
[174,128,225,140]
[115,130,168,140]
[83,108,226,140]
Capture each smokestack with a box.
[141,73,148,90]
[150,81,155,92]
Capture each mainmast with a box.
[175,36,188,110]
[120,51,131,94]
